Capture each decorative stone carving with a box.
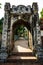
[12,5,31,14]
[0,2,43,61]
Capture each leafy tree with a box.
[0,3,2,8]
[0,17,4,34]
[14,25,25,36]
[40,8,43,18]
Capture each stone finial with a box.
[32,2,38,14]
[4,3,11,11]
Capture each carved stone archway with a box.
[0,3,43,60]
[10,19,33,51]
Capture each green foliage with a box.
[0,3,2,5]
[0,17,4,34]
[0,18,3,24]
[0,7,1,8]
[0,3,2,8]
[14,25,25,36]
[14,25,28,38]
[40,8,43,18]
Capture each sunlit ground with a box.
[9,37,37,59]
[13,37,32,52]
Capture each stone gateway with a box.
[0,2,43,61]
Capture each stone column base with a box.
[0,48,8,60]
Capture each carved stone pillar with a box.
[35,14,43,58]
[0,3,11,60]
[32,3,43,58]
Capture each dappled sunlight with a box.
[15,45,32,52]
[13,37,32,52]
[20,56,37,59]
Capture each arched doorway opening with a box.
[11,19,33,52]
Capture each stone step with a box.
[7,52,37,61]
[8,56,37,60]
[0,62,42,65]
[0,58,42,65]
[6,55,37,63]
[10,52,34,56]
[7,51,37,62]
